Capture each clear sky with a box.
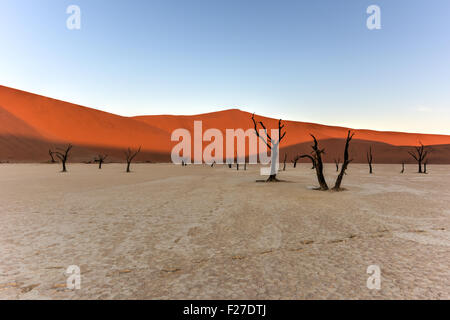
[1,0,449,134]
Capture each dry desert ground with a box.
[0,163,449,299]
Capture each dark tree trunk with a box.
[315,163,328,190]
[292,155,301,168]
[401,163,405,174]
[367,147,373,174]
[302,136,328,191]
[51,144,72,173]
[424,162,427,174]
[236,163,239,171]
[95,154,107,169]
[266,174,279,182]
[283,153,287,171]
[333,131,354,191]
[408,143,429,174]
[124,146,141,172]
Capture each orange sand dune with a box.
[1,85,450,163]
[134,110,450,147]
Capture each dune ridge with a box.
[1,85,450,163]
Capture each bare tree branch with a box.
[305,134,328,190]
[333,131,354,190]
[408,142,429,173]
[50,144,73,172]
[125,146,141,172]
[251,113,287,182]
[367,146,373,174]
[94,154,108,169]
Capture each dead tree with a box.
[300,135,328,190]
[48,149,56,163]
[401,162,405,174]
[424,162,428,174]
[334,158,340,172]
[51,144,73,172]
[333,131,354,191]
[251,113,286,182]
[95,154,108,169]
[408,143,428,173]
[292,155,301,168]
[283,153,287,171]
[367,147,373,174]
[298,154,315,170]
[124,146,141,172]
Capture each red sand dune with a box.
[1,85,450,164]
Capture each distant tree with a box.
[424,161,428,174]
[251,113,286,182]
[401,162,405,174]
[51,144,73,172]
[334,158,340,172]
[124,146,141,172]
[94,154,108,169]
[367,146,374,174]
[408,143,429,173]
[283,153,287,171]
[48,149,56,163]
[299,154,316,171]
[333,131,354,191]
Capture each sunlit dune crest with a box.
[1,85,450,163]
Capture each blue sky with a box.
[1,0,450,134]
